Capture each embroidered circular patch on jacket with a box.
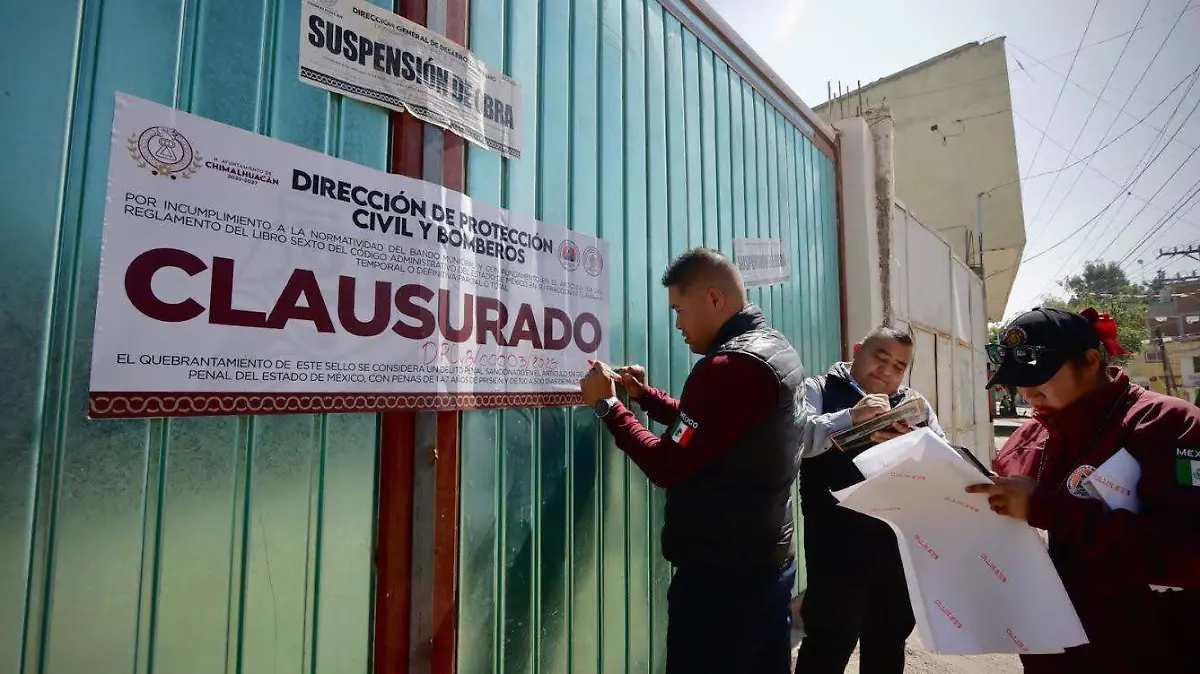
[1066,465,1097,499]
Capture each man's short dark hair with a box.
[861,325,914,349]
[661,248,742,291]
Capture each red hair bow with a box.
[1080,307,1130,356]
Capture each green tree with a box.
[1061,260,1137,304]
[1044,260,1148,357]
[1147,269,1168,296]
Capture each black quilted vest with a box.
[661,306,805,570]
[799,364,922,542]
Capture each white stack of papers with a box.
[832,429,1089,655]
[1083,448,1140,513]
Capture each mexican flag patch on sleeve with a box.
[669,413,698,448]
[1175,447,1200,487]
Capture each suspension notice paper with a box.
[299,0,521,160]
[832,429,1088,655]
[733,237,789,287]
[88,93,607,419]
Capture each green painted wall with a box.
[1,2,387,673]
[0,1,838,673]
[455,1,841,672]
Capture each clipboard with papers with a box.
[830,394,929,457]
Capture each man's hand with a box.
[965,476,1037,521]
[616,365,648,399]
[850,394,891,424]
[870,421,914,444]
[580,361,617,406]
[790,594,804,629]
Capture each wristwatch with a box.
[593,396,619,418]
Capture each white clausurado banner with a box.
[298,0,522,160]
[88,93,608,419]
[733,237,789,287]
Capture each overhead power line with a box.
[1007,41,1200,156]
[1080,64,1200,260]
[1031,2,1200,65]
[826,3,1200,115]
[1021,0,1101,176]
[995,57,1200,287]
[1052,63,1200,280]
[979,64,1200,199]
[1024,0,1153,242]
[1030,0,1197,249]
[1010,102,1200,229]
[1145,201,1200,251]
[1117,180,1200,268]
[1089,88,1200,264]
[1157,244,1200,262]
[988,86,1200,281]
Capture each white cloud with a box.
[773,0,807,41]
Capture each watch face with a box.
[594,399,611,417]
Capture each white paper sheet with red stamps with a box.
[832,429,1089,655]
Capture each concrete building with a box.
[1127,335,1200,402]
[835,113,993,460]
[1146,277,1200,338]
[1134,277,1200,402]
[816,39,1026,321]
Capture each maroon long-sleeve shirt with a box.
[993,368,1200,673]
[600,353,779,489]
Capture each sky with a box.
[709,0,1200,321]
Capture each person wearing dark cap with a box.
[968,306,1200,674]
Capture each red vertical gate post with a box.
[375,0,468,672]
[375,2,428,673]
[376,409,416,674]
[431,3,467,673]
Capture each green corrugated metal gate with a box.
[0,1,840,673]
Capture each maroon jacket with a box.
[993,368,1200,674]
[602,352,778,488]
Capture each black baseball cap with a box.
[986,307,1101,388]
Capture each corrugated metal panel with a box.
[456,1,841,672]
[0,0,839,672]
[1,2,387,673]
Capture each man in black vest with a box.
[580,248,805,674]
[792,326,943,674]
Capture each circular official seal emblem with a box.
[1066,465,1097,499]
[559,240,581,271]
[582,246,604,277]
[128,126,201,179]
[1001,326,1027,347]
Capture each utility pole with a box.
[1155,326,1178,397]
[1157,246,1200,262]
[1155,272,1200,285]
